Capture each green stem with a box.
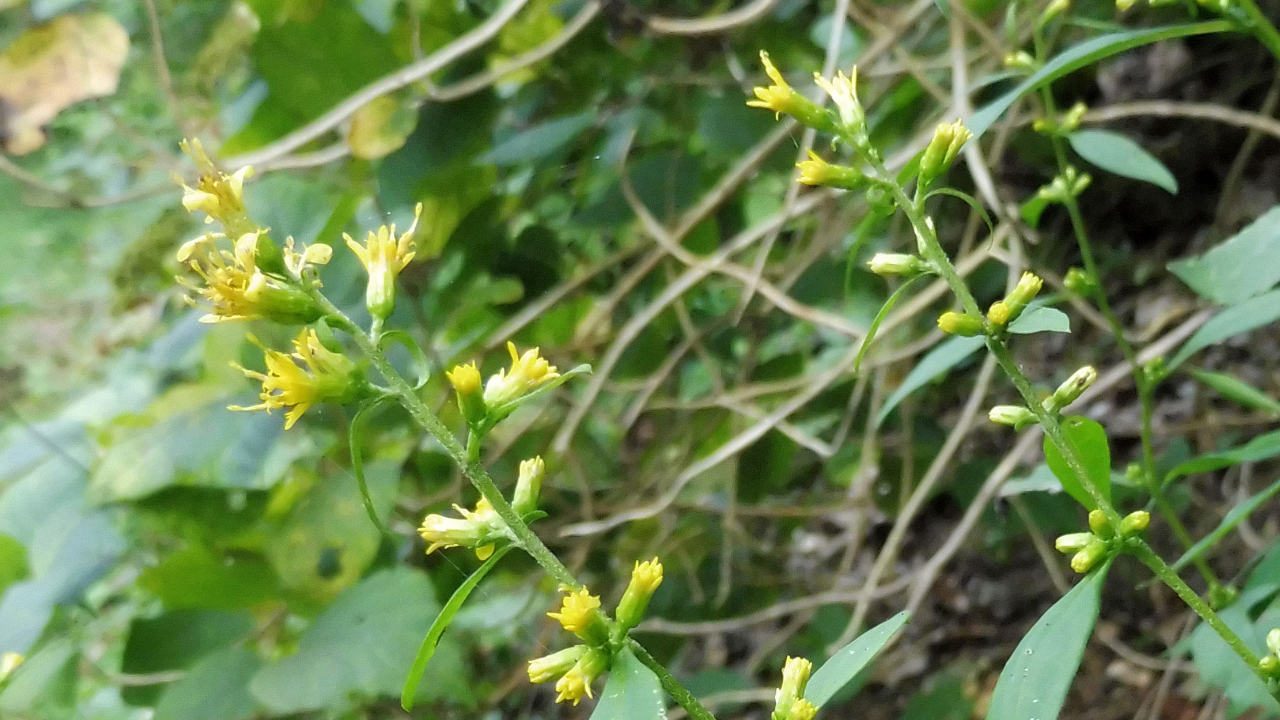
[1236,0,1280,63]
[1127,539,1263,676]
[628,639,719,720]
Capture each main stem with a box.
[310,291,720,720]
[1236,0,1280,64]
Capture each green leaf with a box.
[967,22,1233,139]
[478,111,595,166]
[1163,428,1280,487]
[877,337,985,426]
[1168,205,1280,305]
[1043,416,1110,510]
[0,534,28,594]
[153,648,262,720]
[1188,368,1280,415]
[121,610,255,705]
[1189,602,1280,716]
[855,275,925,374]
[250,567,471,713]
[590,647,668,720]
[1008,306,1070,334]
[402,545,511,710]
[1067,130,1177,193]
[137,546,278,611]
[805,610,909,708]
[1173,475,1280,572]
[1170,289,1280,369]
[985,561,1111,720]
[0,638,76,715]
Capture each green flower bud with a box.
[938,311,984,337]
[1004,51,1038,72]
[989,404,1037,430]
[1003,272,1043,322]
[1063,267,1096,295]
[616,558,664,632]
[987,301,1011,328]
[1119,510,1150,537]
[1143,357,1167,385]
[1061,102,1087,133]
[1050,366,1096,410]
[1088,508,1113,538]
[513,456,545,516]
[772,657,813,720]
[1260,655,1279,677]
[867,253,928,277]
[1070,539,1109,574]
[919,120,972,187]
[1055,532,1096,554]
[1209,583,1239,610]
[528,645,589,684]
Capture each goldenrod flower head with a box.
[773,656,814,720]
[513,456,545,516]
[789,700,818,720]
[178,139,254,232]
[747,51,798,117]
[177,231,323,324]
[447,361,482,395]
[1008,272,1043,309]
[551,648,609,706]
[528,645,588,684]
[795,150,862,189]
[920,119,971,185]
[345,203,423,318]
[813,66,864,131]
[617,558,664,630]
[987,301,1011,327]
[547,586,602,636]
[1054,532,1095,554]
[867,253,927,277]
[419,497,502,558]
[937,311,984,337]
[483,342,560,408]
[230,330,359,429]
[0,652,23,681]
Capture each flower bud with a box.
[1038,0,1070,27]
[747,52,836,132]
[1070,538,1109,574]
[813,67,865,136]
[513,456,545,516]
[989,405,1037,430]
[1004,51,1038,71]
[1209,583,1239,610]
[528,645,588,684]
[1061,102,1087,132]
[1050,366,1097,409]
[796,150,863,189]
[1143,357,1167,385]
[1002,271,1043,323]
[920,120,972,186]
[1055,532,1095,554]
[1063,267,1095,295]
[937,311,985,337]
[1088,508,1113,538]
[1119,510,1150,537]
[1116,0,1139,10]
[617,558,664,632]
[867,253,928,277]
[772,657,813,720]
[987,301,1011,328]
[789,700,818,720]
[548,586,610,647]
[484,343,560,410]
[419,497,505,560]
[1260,655,1279,677]
[447,362,487,428]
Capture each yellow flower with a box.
[936,311,984,337]
[617,557,663,630]
[230,329,359,429]
[552,648,609,706]
[178,139,255,235]
[547,587,602,636]
[746,51,798,117]
[920,119,972,185]
[789,699,818,720]
[812,67,864,131]
[528,645,588,684]
[795,150,862,189]
[483,342,560,408]
[773,656,814,720]
[447,361,482,395]
[419,497,503,559]
[344,203,423,318]
[177,231,323,324]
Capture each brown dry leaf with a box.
[0,12,129,155]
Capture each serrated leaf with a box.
[877,337,985,426]
[1188,368,1280,415]
[1163,428,1280,487]
[1008,306,1070,334]
[967,22,1231,139]
[1067,129,1177,193]
[1168,205,1280,305]
[590,647,667,720]
[805,611,909,708]
[1043,416,1110,510]
[985,561,1111,720]
[1170,289,1280,369]
[1173,475,1280,572]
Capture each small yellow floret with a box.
[230,330,357,429]
[547,587,601,636]
[483,342,560,408]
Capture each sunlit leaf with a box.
[590,647,668,720]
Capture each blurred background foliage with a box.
[2,0,1280,718]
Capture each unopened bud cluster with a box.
[1261,629,1280,677]
[1033,102,1087,135]
[919,120,972,188]
[988,272,1044,331]
[1038,165,1092,204]
[419,455,545,560]
[529,558,665,705]
[1055,509,1149,573]
[447,342,563,435]
[772,656,818,720]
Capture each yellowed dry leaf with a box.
[0,12,129,155]
[347,94,417,160]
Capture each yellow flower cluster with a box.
[229,329,359,429]
[418,497,504,560]
[344,203,422,319]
